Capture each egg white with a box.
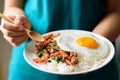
[54,33,110,63]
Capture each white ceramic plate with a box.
[23,30,115,75]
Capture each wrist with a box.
[3,7,25,16]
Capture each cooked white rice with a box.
[39,53,107,73]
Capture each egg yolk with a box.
[76,37,99,49]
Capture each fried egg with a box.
[55,33,110,63]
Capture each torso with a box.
[8,0,119,80]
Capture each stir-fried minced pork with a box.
[33,33,79,66]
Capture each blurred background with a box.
[0,0,120,80]
[0,0,12,80]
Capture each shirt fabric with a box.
[8,0,119,80]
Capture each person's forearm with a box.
[93,0,120,42]
[4,0,25,15]
[93,12,120,42]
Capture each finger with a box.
[16,35,29,46]
[1,20,20,31]
[14,15,29,25]
[2,28,26,37]
[22,17,31,29]
[14,15,31,29]
[6,15,15,22]
[3,34,28,46]
[23,21,31,29]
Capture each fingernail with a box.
[18,26,24,31]
[14,20,21,25]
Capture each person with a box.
[0,0,120,80]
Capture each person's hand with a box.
[0,15,31,46]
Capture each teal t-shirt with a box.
[8,0,119,80]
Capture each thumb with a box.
[14,16,24,31]
[14,15,24,25]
